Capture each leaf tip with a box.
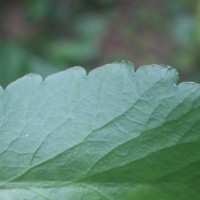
[114,60,135,71]
[138,64,180,85]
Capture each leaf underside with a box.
[0,61,200,200]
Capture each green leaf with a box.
[0,61,200,199]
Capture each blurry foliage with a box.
[0,0,200,87]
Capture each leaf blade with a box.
[0,61,200,199]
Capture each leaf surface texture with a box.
[0,62,200,199]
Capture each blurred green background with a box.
[0,0,200,87]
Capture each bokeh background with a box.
[0,0,200,87]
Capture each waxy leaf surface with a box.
[0,62,200,199]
